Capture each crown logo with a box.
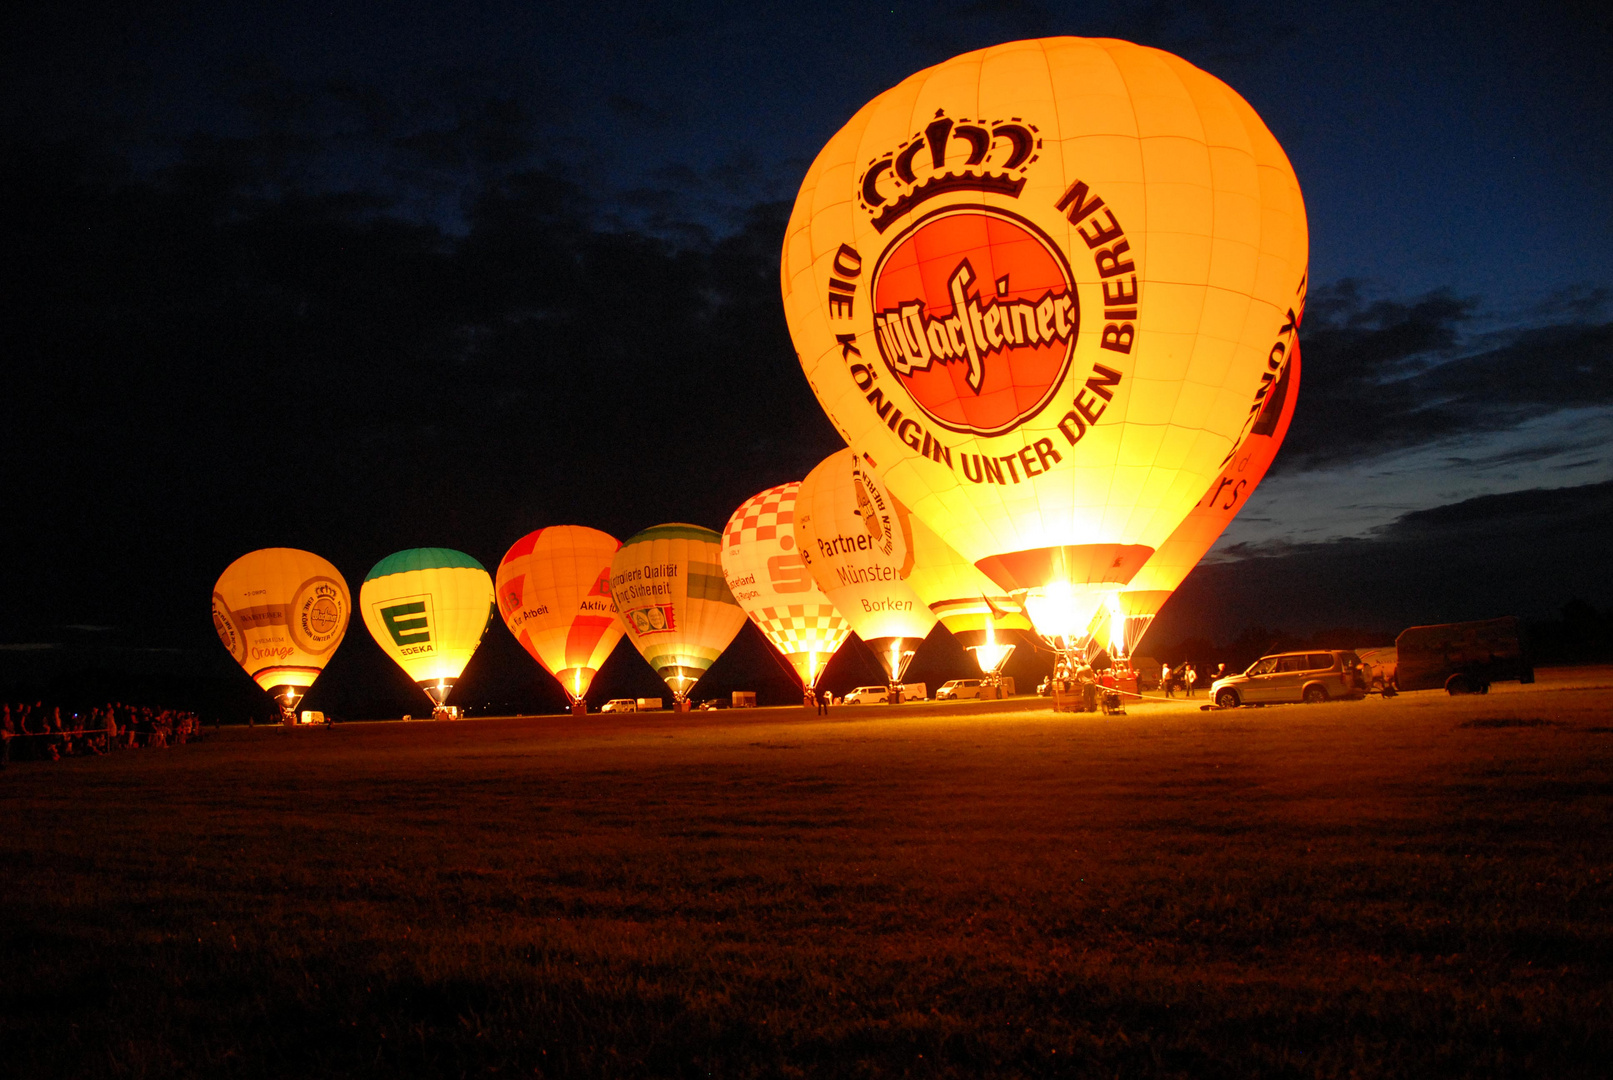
[858,110,1041,234]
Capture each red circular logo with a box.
[871,206,1078,437]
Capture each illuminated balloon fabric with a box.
[781,37,1308,640]
[721,484,851,690]
[360,548,495,705]
[1113,338,1303,657]
[851,455,1035,643]
[496,526,624,704]
[609,524,747,702]
[212,548,349,711]
[793,451,935,681]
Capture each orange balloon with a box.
[496,526,625,705]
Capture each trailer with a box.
[1393,616,1534,695]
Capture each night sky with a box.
[4,1,1610,715]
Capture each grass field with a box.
[4,669,1612,1078]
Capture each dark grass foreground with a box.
[4,672,1612,1078]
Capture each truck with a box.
[1393,616,1534,695]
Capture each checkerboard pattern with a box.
[755,602,849,657]
[724,483,797,550]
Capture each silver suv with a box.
[1211,651,1367,708]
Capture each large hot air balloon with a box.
[213,548,350,721]
[850,457,1037,677]
[496,526,625,712]
[721,484,851,691]
[793,452,935,683]
[609,524,747,705]
[781,38,1307,654]
[360,548,494,709]
[1102,338,1302,660]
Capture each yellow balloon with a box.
[721,482,851,690]
[360,548,494,706]
[794,451,934,681]
[496,526,625,706]
[609,524,747,703]
[782,37,1307,644]
[213,548,350,715]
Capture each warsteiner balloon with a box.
[361,548,494,708]
[721,484,851,691]
[1105,338,1302,658]
[782,38,1307,645]
[496,526,625,708]
[793,451,934,682]
[212,548,349,720]
[610,524,747,704]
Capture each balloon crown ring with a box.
[859,110,1042,233]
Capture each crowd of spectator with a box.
[0,701,203,766]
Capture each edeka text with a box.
[829,179,1134,486]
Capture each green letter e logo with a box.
[380,600,431,646]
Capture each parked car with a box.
[936,678,984,701]
[601,698,638,713]
[842,685,889,705]
[1211,650,1368,708]
[698,698,729,710]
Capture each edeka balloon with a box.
[721,485,851,690]
[854,459,1038,675]
[610,524,747,704]
[782,38,1308,647]
[1104,336,1303,659]
[213,548,349,719]
[794,452,935,682]
[361,548,494,707]
[496,526,624,707]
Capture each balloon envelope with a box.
[848,457,1037,674]
[1108,338,1303,656]
[794,451,935,681]
[360,548,494,705]
[609,524,747,702]
[496,526,625,705]
[782,37,1307,643]
[721,484,851,690]
[212,547,349,712]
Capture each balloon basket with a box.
[570,701,588,717]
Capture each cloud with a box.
[1279,280,1613,472]
[1154,480,1613,642]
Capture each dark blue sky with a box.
[10,1,1610,297]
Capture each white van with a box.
[842,685,889,704]
[936,678,984,701]
[601,698,638,713]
